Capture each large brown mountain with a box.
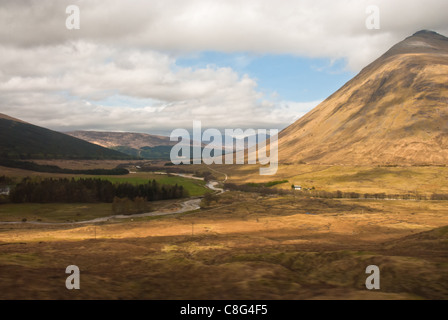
[278,30,448,165]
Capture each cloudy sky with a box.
[1,0,447,135]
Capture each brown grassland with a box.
[0,161,447,299]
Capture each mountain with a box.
[0,113,28,124]
[66,130,227,160]
[278,30,448,166]
[65,131,176,160]
[0,113,132,160]
[66,131,175,149]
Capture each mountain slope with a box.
[278,30,448,165]
[0,114,132,160]
[65,131,175,149]
[65,131,176,160]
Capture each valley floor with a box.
[0,192,447,300]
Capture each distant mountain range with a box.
[65,131,175,149]
[277,30,448,166]
[0,113,132,160]
[65,131,176,160]
[66,130,270,160]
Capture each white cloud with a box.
[0,0,447,133]
[0,41,308,133]
[1,0,447,70]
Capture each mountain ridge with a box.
[0,115,132,160]
[277,30,448,166]
[65,130,175,149]
[0,113,28,124]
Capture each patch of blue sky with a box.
[176,52,355,102]
[54,90,79,101]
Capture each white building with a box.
[0,186,10,196]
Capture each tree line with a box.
[0,175,15,185]
[9,177,187,203]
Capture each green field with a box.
[0,173,210,223]
[83,173,209,197]
[0,173,209,223]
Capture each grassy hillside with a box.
[276,31,448,166]
[0,117,132,160]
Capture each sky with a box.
[1,0,447,136]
